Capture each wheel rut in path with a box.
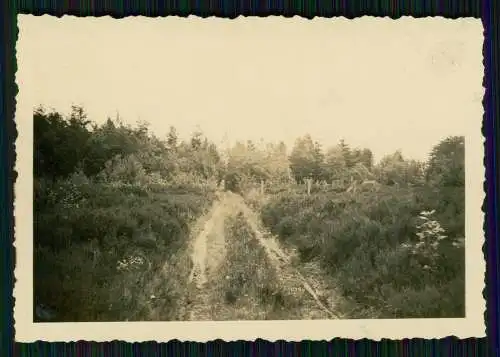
[179,191,342,320]
[179,192,238,320]
[235,193,341,319]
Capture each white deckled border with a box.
[13,15,486,342]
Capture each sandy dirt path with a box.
[177,192,239,320]
[235,193,342,319]
[178,191,343,321]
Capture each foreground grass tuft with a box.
[209,213,300,320]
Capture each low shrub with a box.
[259,184,465,318]
[34,175,216,321]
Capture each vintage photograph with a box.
[15,15,485,341]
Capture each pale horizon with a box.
[18,15,483,162]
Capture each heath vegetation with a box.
[34,105,465,320]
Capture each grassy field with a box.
[34,175,216,321]
[255,183,465,318]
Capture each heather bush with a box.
[34,106,224,321]
[260,183,465,318]
[34,169,216,321]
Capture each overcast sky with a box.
[17,15,483,162]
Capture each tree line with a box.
[34,105,464,194]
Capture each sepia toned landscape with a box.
[33,104,466,322]
[13,16,484,339]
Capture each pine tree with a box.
[190,130,203,151]
[166,126,178,151]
